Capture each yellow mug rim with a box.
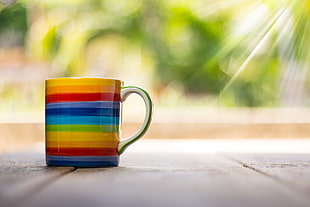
[46,77,123,87]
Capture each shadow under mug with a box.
[45,77,152,167]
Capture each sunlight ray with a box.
[277,0,309,105]
[212,0,288,78]
[219,7,286,95]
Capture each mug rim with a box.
[46,77,122,81]
[45,77,123,87]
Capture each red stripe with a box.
[46,147,118,156]
[46,93,120,103]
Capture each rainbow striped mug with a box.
[45,77,152,167]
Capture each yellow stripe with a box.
[46,141,119,148]
[46,85,120,95]
[46,78,123,87]
[46,131,119,142]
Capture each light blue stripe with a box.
[46,101,120,109]
[46,115,120,125]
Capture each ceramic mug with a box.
[45,77,152,167]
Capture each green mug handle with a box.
[118,86,153,155]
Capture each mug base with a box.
[46,155,119,167]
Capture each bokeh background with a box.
[0,0,310,121]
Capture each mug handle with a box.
[118,86,153,155]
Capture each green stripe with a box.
[46,125,119,133]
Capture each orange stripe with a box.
[47,141,119,148]
[46,85,120,95]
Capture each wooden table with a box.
[1,139,310,207]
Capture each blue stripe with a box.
[46,108,120,117]
[46,155,119,167]
[46,101,120,109]
[46,115,120,125]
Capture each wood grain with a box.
[0,152,74,207]
[224,153,310,202]
[1,140,310,207]
[20,151,310,207]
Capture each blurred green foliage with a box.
[0,1,27,47]
[0,0,309,107]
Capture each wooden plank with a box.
[0,152,74,207]
[225,153,310,201]
[22,149,309,207]
[139,123,310,139]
